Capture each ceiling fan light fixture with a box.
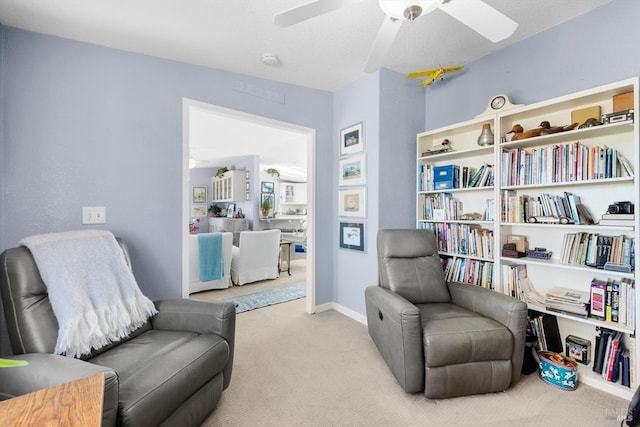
[378,0,439,22]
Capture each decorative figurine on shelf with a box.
[578,117,603,129]
[509,121,578,141]
[422,139,452,156]
[477,123,494,146]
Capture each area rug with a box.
[224,283,306,313]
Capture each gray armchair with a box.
[0,238,235,426]
[365,229,527,399]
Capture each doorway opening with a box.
[181,99,316,314]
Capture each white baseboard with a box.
[315,302,367,325]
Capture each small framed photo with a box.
[227,203,236,217]
[339,222,365,252]
[192,186,207,204]
[340,122,364,156]
[261,181,274,193]
[191,204,207,217]
[339,154,366,186]
[338,187,366,218]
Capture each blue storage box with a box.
[433,165,460,190]
[538,350,578,391]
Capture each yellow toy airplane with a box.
[406,65,464,87]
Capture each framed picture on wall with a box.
[338,187,366,218]
[340,122,364,156]
[338,154,366,186]
[192,186,207,203]
[191,204,207,217]
[261,181,274,193]
[339,222,365,252]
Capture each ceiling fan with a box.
[274,0,518,73]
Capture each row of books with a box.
[500,142,634,187]
[420,192,463,220]
[421,222,494,259]
[507,263,636,327]
[527,313,562,353]
[503,263,529,299]
[558,232,634,269]
[590,277,636,327]
[501,190,594,224]
[418,163,494,192]
[442,256,494,289]
[593,328,633,387]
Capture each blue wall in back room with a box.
[0,27,333,304]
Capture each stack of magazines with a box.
[545,287,590,318]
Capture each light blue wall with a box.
[333,71,381,313]
[425,0,640,130]
[379,68,424,230]
[0,28,333,304]
[331,69,425,314]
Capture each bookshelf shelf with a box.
[500,222,634,231]
[421,219,493,226]
[418,186,493,195]
[500,120,634,150]
[528,303,634,334]
[501,176,634,191]
[417,77,640,399]
[578,366,634,401]
[438,252,494,262]
[499,256,635,278]
[419,145,493,162]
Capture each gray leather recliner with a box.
[365,229,527,399]
[0,239,235,426]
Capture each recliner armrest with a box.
[0,353,119,426]
[448,282,527,383]
[364,286,424,393]
[151,299,236,389]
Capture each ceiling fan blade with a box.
[274,0,362,27]
[364,17,402,73]
[439,0,518,43]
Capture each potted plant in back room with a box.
[208,204,222,217]
[261,198,272,218]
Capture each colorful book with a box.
[590,278,607,320]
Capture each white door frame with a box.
[181,98,316,314]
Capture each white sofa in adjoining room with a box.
[231,229,281,286]
[189,232,233,293]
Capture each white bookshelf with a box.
[416,77,639,400]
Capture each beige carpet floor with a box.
[202,297,630,427]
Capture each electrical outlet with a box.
[82,207,106,225]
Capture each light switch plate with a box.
[82,207,106,225]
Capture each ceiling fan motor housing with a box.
[378,0,440,21]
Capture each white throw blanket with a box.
[20,230,158,358]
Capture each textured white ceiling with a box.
[0,0,613,91]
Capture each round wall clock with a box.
[476,94,522,117]
[491,95,506,110]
